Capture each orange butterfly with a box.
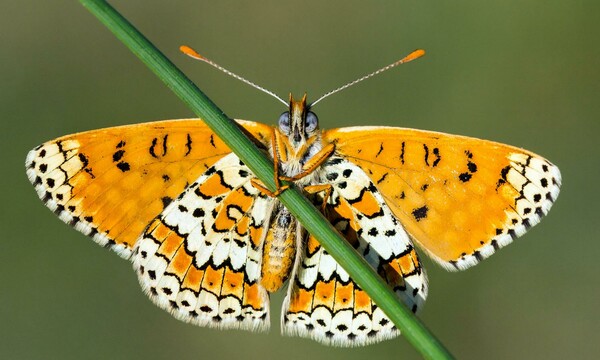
[26,47,560,346]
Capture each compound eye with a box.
[278,112,291,134]
[305,111,318,133]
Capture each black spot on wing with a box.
[412,205,428,221]
[400,141,405,164]
[432,147,441,167]
[149,138,159,158]
[467,161,477,173]
[185,133,192,156]
[459,172,472,182]
[375,143,384,158]
[205,166,216,176]
[112,149,125,162]
[327,157,344,166]
[326,172,339,181]
[377,172,388,184]
[491,239,499,250]
[496,165,511,189]
[161,134,168,156]
[238,169,249,178]
[78,153,89,168]
[78,153,94,178]
[193,208,205,218]
[161,196,173,208]
[116,162,130,172]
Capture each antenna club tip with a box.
[403,49,426,63]
[179,45,204,59]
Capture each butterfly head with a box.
[278,93,319,149]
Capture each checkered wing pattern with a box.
[282,157,428,346]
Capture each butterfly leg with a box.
[250,131,291,197]
[251,136,335,198]
[280,143,336,182]
[250,178,289,197]
[304,184,333,212]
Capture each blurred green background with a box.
[1,1,598,359]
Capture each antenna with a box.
[310,49,425,107]
[180,45,288,106]
[181,45,425,108]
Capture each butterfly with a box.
[25,46,561,346]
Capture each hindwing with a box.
[132,153,276,330]
[282,157,428,346]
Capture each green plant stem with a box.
[78,1,454,358]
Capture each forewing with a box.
[282,158,428,346]
[324,127,561,270]
[132,153,276,330]
[26,119,272,259]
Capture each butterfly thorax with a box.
[273,130,325,185]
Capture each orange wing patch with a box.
[324,127,561,270]
[26,119,272,258]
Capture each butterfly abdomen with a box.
[260,208,297,293]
